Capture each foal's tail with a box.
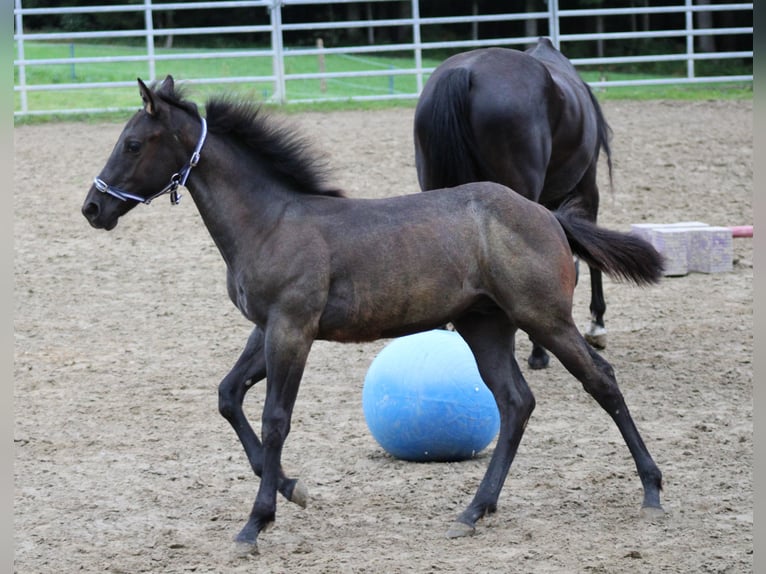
[554,210,664,286]
[414,68,494,189]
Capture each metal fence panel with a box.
[13,0,753,117]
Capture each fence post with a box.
[412,0,423,94]
[269,0,286,104]
[14,0,28,115]
[548,0,560,49]
[144,0,156,81]
[685,0,695,79]
[317,38,326,93]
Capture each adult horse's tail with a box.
[554,210,664,286]
[414,68,494,189]
[586,86,614,191]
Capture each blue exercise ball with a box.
[362,330,500,462]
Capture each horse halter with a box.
[93,116,207,206]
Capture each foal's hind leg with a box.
[218,326,307,508]
[527,255,579,370]
[449,314,535,537]
[531,323,663,515]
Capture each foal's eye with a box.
[125,140,141,154]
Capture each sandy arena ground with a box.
[14,98,752,573]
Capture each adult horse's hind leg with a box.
[585,267,607,349]
[570,159,608,350]
[526,275,556,369]
[448,313,535,537]
[218,326,308,509]
[527,339,550,369]
[531,322,664,515]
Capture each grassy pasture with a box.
[14,41,752,122]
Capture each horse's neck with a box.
[185,138,284,271]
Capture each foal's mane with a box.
[157,83,343,197]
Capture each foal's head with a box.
[82,76,202,230]
[82,75,341,231]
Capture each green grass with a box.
[15,42,439,116]
[14,41,752,123]
[577,70,752,100]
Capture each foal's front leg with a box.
[234,324,313,551]
[218,326,308,511]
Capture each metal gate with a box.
[13,0,753,117]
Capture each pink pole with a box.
[730,226,753,238]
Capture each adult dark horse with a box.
[414,38,613,369]
[82,77,665,553]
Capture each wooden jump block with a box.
[629,222,733,276]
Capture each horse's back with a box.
[322,181,565,277]
[414,39,603,207]
[315,182,573,341]
[418,182,572,270]
[421,46,552,100]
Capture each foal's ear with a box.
[138,76,175,117]
[138,78,157,116]
[157,75,175,95]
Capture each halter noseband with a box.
[93,116,207,206]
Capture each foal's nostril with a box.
[82,201,99,220]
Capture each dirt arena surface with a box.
[14,98,752,573]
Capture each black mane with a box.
[153,82,343,197]
[205,96,343,197]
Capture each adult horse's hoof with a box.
[639,505,666,521]
[584,322,607,350]
[289,479,309,508]
[527,352,550,370]
[446,521,476,538]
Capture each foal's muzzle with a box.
[81,185,124,230]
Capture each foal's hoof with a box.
[232,539,259,556]
[289,479,309,508]
[233,520,263,555]
[639,505,666,521]
[446,521,476,539]
[584,323,607,350]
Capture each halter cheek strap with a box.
[93,117,207,206]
